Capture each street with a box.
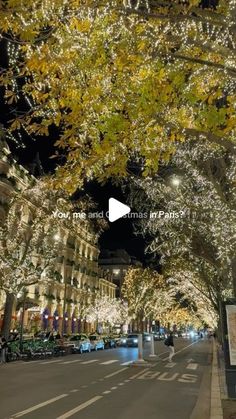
[0,338,212,419]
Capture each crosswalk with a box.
[38,358,125,366]
[21,357,199,370]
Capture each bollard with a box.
[138,334,144,361]
[149,333,157,358]
[132,333,148,365]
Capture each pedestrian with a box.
[164,332,175,362]
[0,336,7,363]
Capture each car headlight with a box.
[133,339,138,343]
[121,339,127,343]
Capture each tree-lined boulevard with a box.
[1,0,236,417]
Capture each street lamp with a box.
[171,176,181,187]
[17,288,27,352]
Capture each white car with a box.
[65,334,91,353]
[89,335,105,351]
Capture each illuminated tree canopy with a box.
[0,0,236,190]
[128,137,236,308]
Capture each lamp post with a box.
[54,233,67,335]
[17,289,27,352]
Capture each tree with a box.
[166,260,218,327]
[122,267,175,330]
[0,179,75,338]
[128,138,236,309]
[85,295,128,331]
[0,1,236,190]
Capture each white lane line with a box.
[120,361,133,366]
[81,359,98,365]
[100,360,118,365]
[111,386,118,390]
[103,391,111,394]
[165,362,176,368]
[70,389,79,393]
[162,340,200,361]
[186,363,198,370]
[40,360,63,365]
[129,368,150,380]
[60,360,81,365]
[118,383,125,386]
[10,394,68,418]
[104,368,128,379]
[56,396,103,419]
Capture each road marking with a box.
[11,394,68,418]
[162,340,200,361]
[138,371,161,380]
[40,359,63,365]
[118,383,125,386]
[124,379,131,382]
[111,386,118,390]
[178,374,198,383]
[56,396,103,419]
[186,363,198,370]
[129,368,151,380]
[60,360,81,365]
[120,361,133,366]
[70,389,79,393]
[165,362,176,368]
[81,385,88,388]
[100,359,118,365]
[158,372,179,381]
[103,391,111,394]
[133,371,198,383]
[104,367,128,378]
[81,359,98,365]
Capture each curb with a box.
[211,340,223,419]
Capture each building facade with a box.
[0,140,116,335]
[98,249,142,297]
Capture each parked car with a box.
[116,335,128,347]
[102,336,116,349]
[89,335,105,351]
[65,334,91,353]
[126,334,139,347]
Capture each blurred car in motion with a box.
[152,332,165,341]
[65,334,91,353]
[89,335,105,351]
[143,333,151,342]
[117,335,128,347]
[126,334,139,347]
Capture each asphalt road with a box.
[0,338,212,419]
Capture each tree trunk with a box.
[1,292,15,340]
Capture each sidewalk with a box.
[211,339,223,419]
[215,340,236,419]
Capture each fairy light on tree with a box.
[128,137,236,317]
[122,267,177,330]
[0,1,236,190]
